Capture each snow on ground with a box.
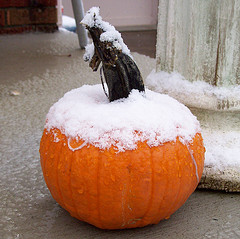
[203,130,240,170]
[62,15,76,32]
[146,70,240,111]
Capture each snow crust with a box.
[81,7,131,61]
[146,70,240,111]
[45,84,201,152]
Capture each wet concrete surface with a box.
[0,31,239,239]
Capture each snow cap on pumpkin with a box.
[45,85,201,152]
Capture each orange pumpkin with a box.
[40,127,205,229]
[40,9,205,228]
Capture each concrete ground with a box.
[0,31,239,239]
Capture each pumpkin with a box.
[40,127,204,229]
[39,7,205,229]
[40,85,204,229]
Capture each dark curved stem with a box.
[86,26,145,102]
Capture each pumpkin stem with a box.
[81,7,145,102]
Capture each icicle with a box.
[187,144,199,183]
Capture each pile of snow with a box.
[45,84,201,152]
[81,7,132,62]
[62,15,76,32]
[203,130,240,170]
[146,70,240,111]
[145,70,240,171]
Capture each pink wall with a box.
[62,0,158,29]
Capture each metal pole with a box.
[71,0,88,49]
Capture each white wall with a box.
[62,0,158,30]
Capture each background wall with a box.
[156,0,240,87]
[0,0,58,34]
[62,0,158,30]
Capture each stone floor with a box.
[0,31,239,239]
[121,30,157,58]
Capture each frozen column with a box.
[154,0,240,191]
[157,0,240,87]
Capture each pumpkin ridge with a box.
[56,141,66,209]
[175,142,187,211]
[194,134,205,180]
[45,132,64,205]
[165,141,183,218]
[125,151,132,228]
[141,146,154,225]
[57,135,75,213]
[69,150,79,219]
[96,154,102,228]
[173,136,201,213]
[87,147,101,227]
[155,145,168,223]
[176,144,195,211]
[161,143,174,221]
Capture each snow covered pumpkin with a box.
[39,7,205,230]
